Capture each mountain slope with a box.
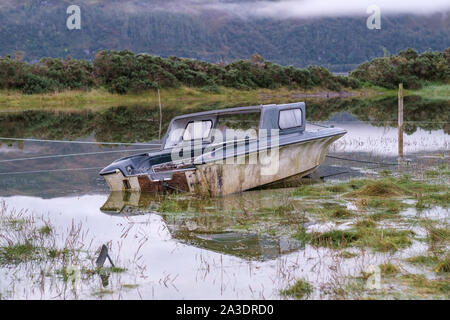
[0,1,448,71]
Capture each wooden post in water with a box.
[398,83,404,161]
[158,88,162,140]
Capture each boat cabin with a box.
[162,102,306,150]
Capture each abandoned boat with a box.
[99,102,346,196]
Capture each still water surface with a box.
[0,96,448,299]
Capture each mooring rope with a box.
[0,166,104,176]
[320,161,400,179]
[0,137,161,146]
[0,148,160,163]
[326,155,400,166]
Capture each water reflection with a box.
[0,96,448,300]
[0,96,448,143]
[0,96,448,198]
[101,191,304,261]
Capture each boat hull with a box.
[102,133,343,196]
[186,133,342,196]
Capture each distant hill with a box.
[0,0,449,71]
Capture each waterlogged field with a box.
[0,97,448,300]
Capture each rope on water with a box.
[0,148,160,163]
[320,161,401,179]
[0,137,161,146]
[326,155,400,166]
[0,166,104,176]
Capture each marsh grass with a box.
[92,289,115,297]
[0,241,39,264]
[379,263,400,275]
[273,204,295,216]
[280,279,312,299]
[423,222,450,244]
[419,192,450,208]
[411,83,450,101]
[434,256,450,273]
[307,226,414,252]
[292,226,311,244]
[0,200,135,299]
[0,87,259,112]
[121,284,139,289]
[0,85,370,112]
[293,177,444,204]
[358,228,414,252]
[367,199,406,213]
[400,274,450,296]
[292,179,365,198]
[57,265,127,282]
[345,180,409,198]
[408,255,450,273]
[341,251,358,259]
[406,255,439,266]
[38,225,52,236]
[310,230,359,249]
[353,219,377,229]
[330,207,354,219]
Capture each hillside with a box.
[0,1,449,71]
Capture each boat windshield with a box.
[214,112,260,142]
[163,111,261,149]
[183,120,213,140]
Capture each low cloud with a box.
[149,0,450,18]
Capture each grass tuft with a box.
[379,262,400,275]
[310,230,360,249]
[434,256,450,273]
[346,180,408,198]
[0,241,38,264]
[280,279,312,299]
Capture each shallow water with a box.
[0,96,448,299]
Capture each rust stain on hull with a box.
[103,170,190,193]
[138,172,190,193]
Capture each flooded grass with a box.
[400,274,450,297]
[309,230,359,249]
[0,162,448,299]
[423,222,450,244]
[308,227,414,252]
[345,180,410,198]
[406,255,440,266]
[280,279,313,299]
[0,241,39,264]
[434,257,450,273]
[379,263,400,275]
[0,200,138,299]
[353,218,377,229]
[0,89,448,300]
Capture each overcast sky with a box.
[152,0,450,18]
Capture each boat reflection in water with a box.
[100,191,304,261]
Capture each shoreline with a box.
[0,84,447,112]
[0,86,384,112]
